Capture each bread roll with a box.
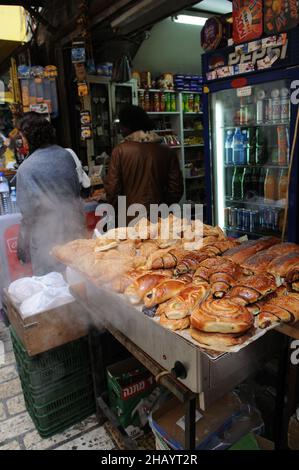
[160,315,190,331]
[144,279,187,308]
[242,252,277,275]
[227,273,278,305]
[224,237,280,265]
[190,328,254,350]
[267,252,299,278]
[265,242,299,256]
[157,285,209,320]
[191,298,254,334]
[124,273,169,304]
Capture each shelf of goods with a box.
[52,220,299,409]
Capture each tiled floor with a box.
[0,319,115,450]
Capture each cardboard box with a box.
[3,290,88,356]
[107,357,156,439]
[149,394,242,450]
[288,414,299,450]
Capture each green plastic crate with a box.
[10,327,90,389]
[21,372,94,407]
[26,399,96,439]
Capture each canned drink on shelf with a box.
[243,209,251,232]
[237,208,245,230]
[230,207,237,227]
[271,208,280,232]
[224,207,231,227]
[250,210,259,232]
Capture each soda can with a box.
[237,208,246,230]
[271,208,280,232]
[243,210,251,232]
[230,208,237,227]
[259,208,266,230]
[224,207,231,227]
[250,210,259,232]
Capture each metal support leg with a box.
[274,335,290,449]
[88,327,107,425]
[184,396,196,450]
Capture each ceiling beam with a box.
[0,1,46,6]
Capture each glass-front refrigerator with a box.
[203,66,299,242]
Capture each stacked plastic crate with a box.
[10,327,95,438]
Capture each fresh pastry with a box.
[224,237,280,264]
[242,252,277,275]
[209,259,243,298]
[124,273,170,304]
[227,273,278,305]
[147,248,186,270]
[174,251,212,275]
[94,238,119,252]
[190,328,254,350]
[156,284,209,319]
[160,314,190,331]
[267,252,299,279]
[51,239,96,264]
[258,291,299,328]
[264,242,299,256]
[144,279,187,308]
[191,298,254,334]
[112,269,147,293]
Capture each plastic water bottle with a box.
[225,130,234,164]
[233,128,244,164]
[0,172,11,215]
[10,186,18,213]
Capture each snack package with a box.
[233,0,263,44]
[264,0,299,35]
[201,17,229,50]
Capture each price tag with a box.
[237,86,252,97]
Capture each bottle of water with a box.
[225,130,234,164]
[0,172,12,215]
[10,186,18,213]
[233,128,245,164]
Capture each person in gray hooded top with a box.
[16,112,85,275]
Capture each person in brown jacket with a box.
[105,105,184,216]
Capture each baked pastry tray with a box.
[66,268,282,406]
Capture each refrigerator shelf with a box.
[223,122,290,130]
[225,226,281,238]
[225,198,285,208]
[224,164,289,169]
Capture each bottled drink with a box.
[240,97,249,125]
[188,94,194,112]
[233,128,245,164]
[271,89,281,123]
[280,87,290,123]
[242,167,252,200]
[10,187,18,213]
[278,169,288,201]
[265,96,273,123]
[256,128,268,164]
[247,127,257,164]
[232,167,244,200]
[225,130,234,164]
[0,172,11,215]
[144,91,150,112]
[225,167,233,199]
[277,125,288,165]
[264,168,277,201]
[154,93,160,112]
[165,93,171,112]
[256,90,266,124]
[241,129,249,164]
[160,93,166,112]
[267,126,278,164]
[251,167,259,199]
[258,168,266,199]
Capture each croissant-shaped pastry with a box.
[160,315,190,331]
[191,328,254,350]
[267,252,299,278]
[149,249,186,270]
[227,273,278,305]
[176,273,194,283]
[156,285,209,319]
[285,263,299,284]
[139,240,160,258]
[191,298,254,334]
[174,251,212,275]
[258,312,280,329]
[112,269,146,293]
[224,237,280,265]
[193,257,221,284]
[124,273,169,304]
[265,242,299,256]
[144,279,187,308]
[204,239,238,255]
[242,252,277,275]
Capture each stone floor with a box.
[0,318,116,450]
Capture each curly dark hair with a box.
[18,112,56,153]
[119,104,153,134]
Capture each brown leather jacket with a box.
[105,131,184,211]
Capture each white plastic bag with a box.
[8,277,44,304]
[20,286,74,318]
